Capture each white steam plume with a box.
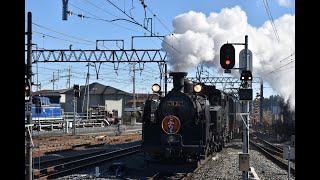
[161,6,295,111]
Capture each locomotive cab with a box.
[32,96,42,114]
[25,96,63,123]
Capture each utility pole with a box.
[73,95,77,135]
[86,63,91,119]
[133,63,136,112]
[131,62,142,124]
[26,11,33,180]
[53,72,55,90]
[67,66,71,88]
[57,70,60,89]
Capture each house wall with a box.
[62,93,131,115]
[63,94,79,113]
[105,99,123,118]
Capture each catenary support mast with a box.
[26,11,33,180]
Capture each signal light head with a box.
[73,84,79,90]
[220,43,235,70]
[240,70,252,81]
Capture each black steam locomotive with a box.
[141,72,240,162]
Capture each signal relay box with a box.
[239,153,250,171]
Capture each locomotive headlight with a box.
[193,83,203,93]
[152,84,161,93]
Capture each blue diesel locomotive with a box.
[25,96,63,122]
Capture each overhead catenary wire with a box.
[268,59,295,74]
[145,5,180,42]
[69,3,143,34]
[271,65,295,73]
[279,52,295,63]
[28,21,96,49]
[35,1,179,52]
[29,1,169,92]
[129,0,135,18]
[33,31,95,46]
[84,0,122,19]
[262,0,280,43]
[32,22,95,44]
[105,0,180,53]
[255,51,295,76]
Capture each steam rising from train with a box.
[161,6,295,111]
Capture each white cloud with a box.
[277,0,293,8]
[162,6,295,111]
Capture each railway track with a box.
[145,155,212,180]
[34,145,141,180]
[249,133,295,176]
[33,137,284,179]
[29,132,141,157]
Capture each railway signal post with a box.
[220,35,253,180]
[238,35,252,180]
[73,84,80,135]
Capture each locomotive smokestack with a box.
[169,72,188,92]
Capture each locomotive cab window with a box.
[43,99,50,106]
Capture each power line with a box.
[268,59,295,74]
[129,0,135,18]
[33,31,95,45]
[84,0,121,19]
[262,0,280,43]
[145,5,180,42]
[67,1,179,52]
[68,3,145,34]
[272,65,295,73]
[32,22,95,44]
[279,52,295,63]
[256,51,295,76]
[105,0,180,53]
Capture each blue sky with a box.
[25,0,295,109]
